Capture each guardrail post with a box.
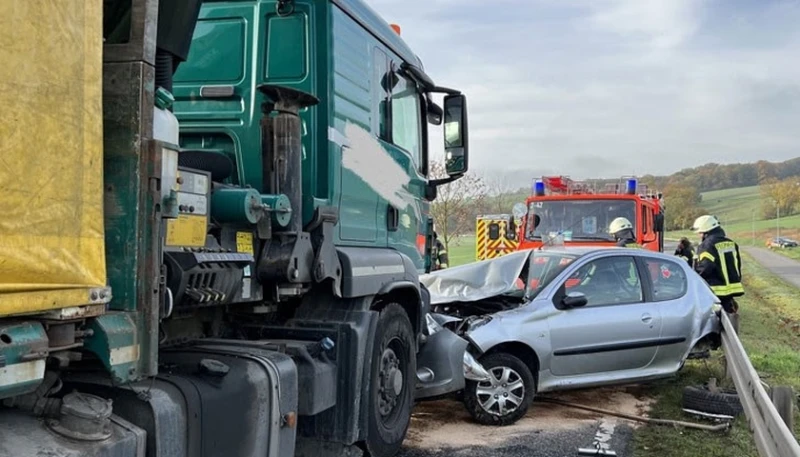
[770,386,796,437]
[729,312,740,335]
[723,312,740,381]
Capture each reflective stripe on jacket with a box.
[696,234,744,298]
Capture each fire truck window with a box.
[641,204,648,234]
[526,199,637,241]
[489,223,500,240]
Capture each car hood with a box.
[420,250,532,304]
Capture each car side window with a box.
[563,256,643,307]
[643,257,688,301]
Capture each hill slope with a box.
[669,185,800,244]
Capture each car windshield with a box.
[506,251,579,300]
[525,199,637,242]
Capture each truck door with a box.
[381,55,428,269]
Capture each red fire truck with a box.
[517,176,665,252]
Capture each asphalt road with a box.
[400,422,633,457]
[399,386,651,457]
[743,246,800,288]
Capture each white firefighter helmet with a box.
[609,217,633,235]
[691,214,720,234]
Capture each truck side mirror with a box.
[443,94,469,175]
[654,213,664,232]
[507,216,517,240]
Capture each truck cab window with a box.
[391,74,422,169]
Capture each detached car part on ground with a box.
[421,247,723,426]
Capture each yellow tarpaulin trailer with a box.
[0,0,108,317]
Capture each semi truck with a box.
[518,176,665,252]
[0,1,476,456]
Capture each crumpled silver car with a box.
[420,247,722,426]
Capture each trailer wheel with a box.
[364,303,415,457]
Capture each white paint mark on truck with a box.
[336,122,421,220]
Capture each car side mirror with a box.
[443,94,469,175]
[561,291,588,309]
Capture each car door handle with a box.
[641,313,653,324]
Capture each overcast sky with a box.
[369,0,800,183]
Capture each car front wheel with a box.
[463,352,535,426]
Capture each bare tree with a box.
[430,161,487,250]
[481,174,524,215]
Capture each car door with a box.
[547,254,663,378]
[639,255,697,368]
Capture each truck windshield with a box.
[525,199,636,241]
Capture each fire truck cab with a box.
[518,176,665,252]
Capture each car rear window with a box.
[643,257,688,301]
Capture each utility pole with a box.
[752,209,755,246]
[777,203,781,240]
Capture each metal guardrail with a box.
[721,312,800,457]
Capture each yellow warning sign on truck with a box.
[475,214,520,261]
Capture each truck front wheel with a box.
[364,303,415,457]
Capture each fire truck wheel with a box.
[364,303,416,457]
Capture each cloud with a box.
[582,0,709,50]
[368,0,800,180]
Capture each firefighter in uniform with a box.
[609,217,640,248]
[692,215,744,314]
[431,230,449,270]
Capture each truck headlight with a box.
[463,351,491,382]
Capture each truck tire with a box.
[463,352,535,426]
[364,303,415,457]
[681,384,743,417]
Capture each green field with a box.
[446,235,476,267]
[667,185,800,245]
[634,250,800,456]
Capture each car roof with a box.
[531,245,682,261]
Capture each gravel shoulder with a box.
[399,385,653,457]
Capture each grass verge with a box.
[446,235,476,267]
[634,251,800,456]
[769,246,800,262]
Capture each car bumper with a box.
[415,315,492,400]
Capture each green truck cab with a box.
[0,1,471,457]
[170,2,471,453]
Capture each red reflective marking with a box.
[416,234,426,255]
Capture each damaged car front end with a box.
[415,306,492,401]
[420,247,723,425]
